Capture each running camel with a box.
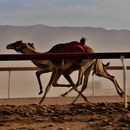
[6,40,124,104]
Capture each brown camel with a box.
[6,40,124,104]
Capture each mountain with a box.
[0,24,130,54]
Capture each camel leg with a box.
[52,72,87,102]
[59,69,84,97]
[61,87,74,97]
[60,74,76,97]
[39,71,83,104]
[61,59,95,97]
[94,59,124,97]
[52,73,75,87]
[39,72,57,104]
[96,72,124,97]
[72,66,92,104]
[60,70,85,97]
[76,59,95,86]
[70,85,89,104]
[36,68,51,95]
[76,66,85,86]
[52,72,77,97]
[54,71,89,103]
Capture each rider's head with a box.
[80,37,86,45]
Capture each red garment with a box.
[65,41,90,53]
[48,41,93,53]
[83,44,92,52]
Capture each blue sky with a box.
[0,0,130,30]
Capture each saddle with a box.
[65,41,91,53]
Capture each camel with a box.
[63,59,123,104]
[6,40,96,103]
[6,40,124,104]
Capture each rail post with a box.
[8,70,11,98]
[120,55,128,108]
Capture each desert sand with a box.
[0,96,130,130]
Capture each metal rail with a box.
[0,52,130,61]
[0,66,130,71]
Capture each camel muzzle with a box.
[6,45,12,49]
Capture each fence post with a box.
[8,70,11,98]
[120,55,127,108]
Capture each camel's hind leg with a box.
[52,73,75,87]
[52,71,89,102]
[94,59,124,97]
[72,66,92,104]
[60,68,85,97]
[61,59,96,97]
[39,72,88,104]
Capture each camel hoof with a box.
[70,102,75,105]
[39,101,42,105]
[119,92,123,97]
[38,90,43,95]
[61,94,66,97]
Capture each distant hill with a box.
[0,24,130,54]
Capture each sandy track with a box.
[0,96,130,130]
[0,96,128,105]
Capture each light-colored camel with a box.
[6,40,124,104]
[64,59,123,104]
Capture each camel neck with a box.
[20,49,39,54]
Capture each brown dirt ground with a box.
[0,96,130,130]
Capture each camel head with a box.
[6,40,36,53]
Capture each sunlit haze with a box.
[0,0,130,30]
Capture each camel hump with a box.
[47,43,65,53]
[65,41,84,52]
[66,41,94,53]
[47,41,94,53]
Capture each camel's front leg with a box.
[36,68,51,95]
[39,72,57,104]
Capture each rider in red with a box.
[80,37,94,53]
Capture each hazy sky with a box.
[0,0,130,30]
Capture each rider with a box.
[80,37,86,46]
[80,37,94,53]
